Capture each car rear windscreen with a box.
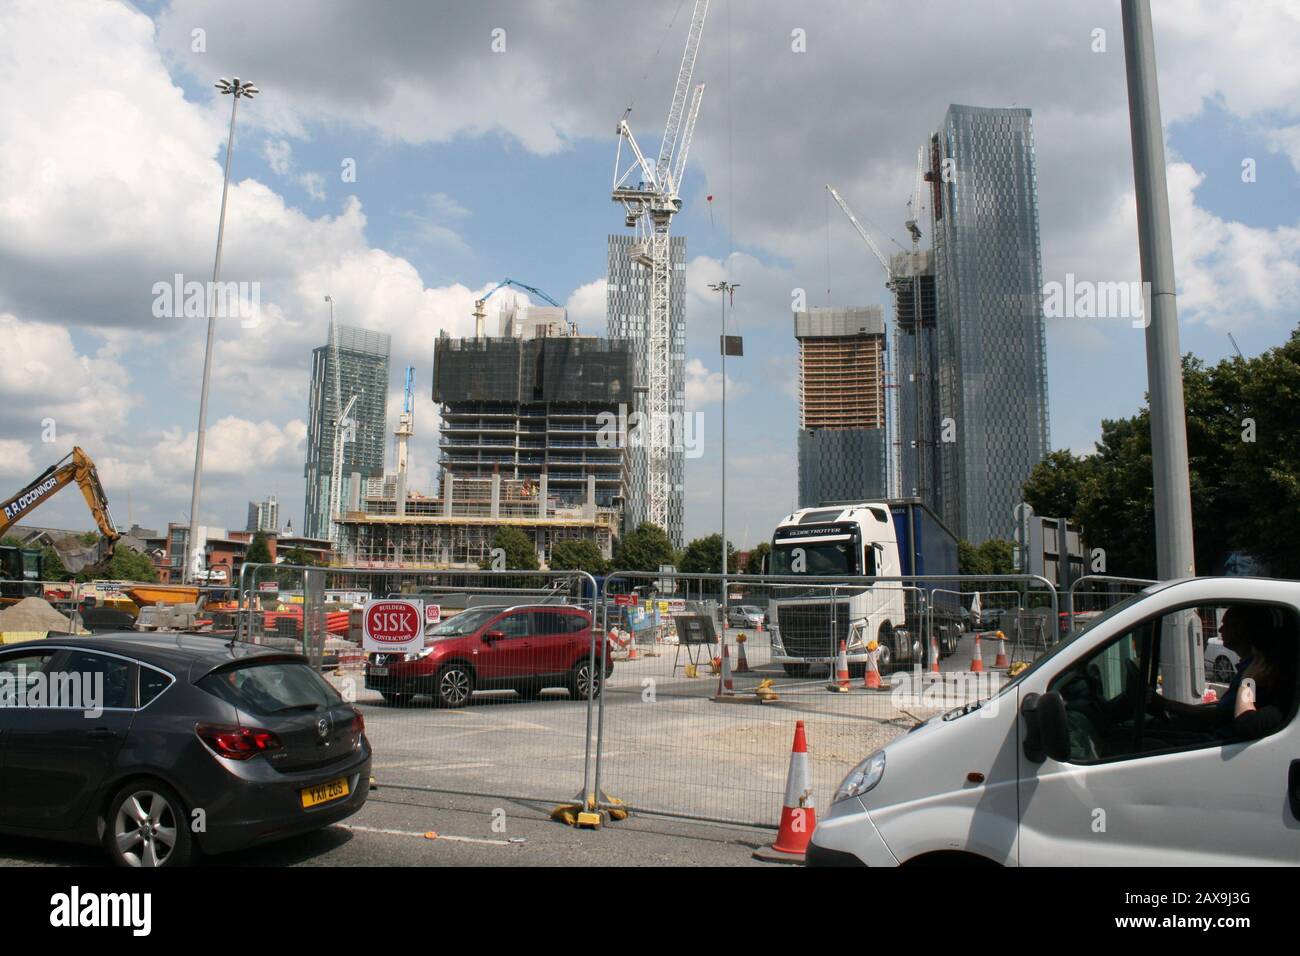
[200,661,341,717]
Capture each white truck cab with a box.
[809,577,1300,866]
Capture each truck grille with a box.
[777,603,851,658]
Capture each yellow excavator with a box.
[0,447,120,589]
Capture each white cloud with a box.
[0,439,36,480]
[685,357,745,408]
[565,278,607,335]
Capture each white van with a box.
[808,577,1300,866]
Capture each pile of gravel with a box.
[0,596,74,633]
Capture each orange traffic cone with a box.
[763,721,816,860]
[863,646,882,689]
[827,640,850,692]
[734,634,751,673]
[993,630,1009,668]
[627,630,639,661]
[970,633,984,673]
[930,633,942,675]
[715,642,735,697]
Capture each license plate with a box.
[370,666,389,676]
[300,777,349,809]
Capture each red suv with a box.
[364,604,613,707]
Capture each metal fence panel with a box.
[591,571,1057,827]
[237,563,601,807]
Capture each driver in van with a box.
[1147,604,1294,741]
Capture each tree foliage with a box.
[76,544,158,583]
[482,526,538,571]
[678,533,739,574]
[744,541,771,575]
[1021,327,1300,578]
[958,539,1016,576]
[611,523,676,574]
[244,530,272,566]
[548,538,607,576]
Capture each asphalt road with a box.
[0,786,778,867]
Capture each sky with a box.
[1,0,1297,549]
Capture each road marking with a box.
[335,823,519,846]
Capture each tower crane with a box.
[611,0,709,536]
[471,278,563,337]
[825,182,928,500]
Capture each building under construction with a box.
[892,248,942,512]
[794,307,889,507]
[334,316,634,569]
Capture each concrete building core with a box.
[793,307,889,507]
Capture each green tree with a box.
[977,539,1015,575]
[1048,328,1300,579]
[1021,449,1096,520]
[76,545,158,583]
[744,541,771,575]
[40,546,72,582]
[611,523,675,573]
[244,530,272,566]
[480,526,539,571]
[678,533,739,574]
[1,535,24,548]
[959,540,988,576]
[548,538,607,576]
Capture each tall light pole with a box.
[710,281,739,613]
[185,77,259,583]
[1121,1,1197,701]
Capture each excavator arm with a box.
[0,447,120,560]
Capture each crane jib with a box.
[3,476,60,522]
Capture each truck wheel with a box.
[876,625,895,672]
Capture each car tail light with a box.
[196,722,282,760]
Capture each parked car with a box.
[726,605,766,629]
[808,577,1300,866]
[0,633,371,867]
[1204,635,1239,684]
[365,604,613,707]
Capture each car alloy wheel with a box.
[436,665,473,707]
[113,789,181,868]
[570,661,602,699]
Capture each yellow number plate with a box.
[300,777,349,809]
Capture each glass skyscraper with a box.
[929,105,1050,543]
[606,234,687,547]
[303,324,391,540]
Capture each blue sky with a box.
[2,0,1298,549]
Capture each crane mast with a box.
[611,0,709,538]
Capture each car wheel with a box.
[782,663,811,678]
[568,659,603,700]
[434,664,474,708]
[104,780,192,868]
[1213,655,1234,684]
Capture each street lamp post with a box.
[709,281,739,615]
[185,77,259,584]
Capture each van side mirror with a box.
[1021,691,1070,763]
